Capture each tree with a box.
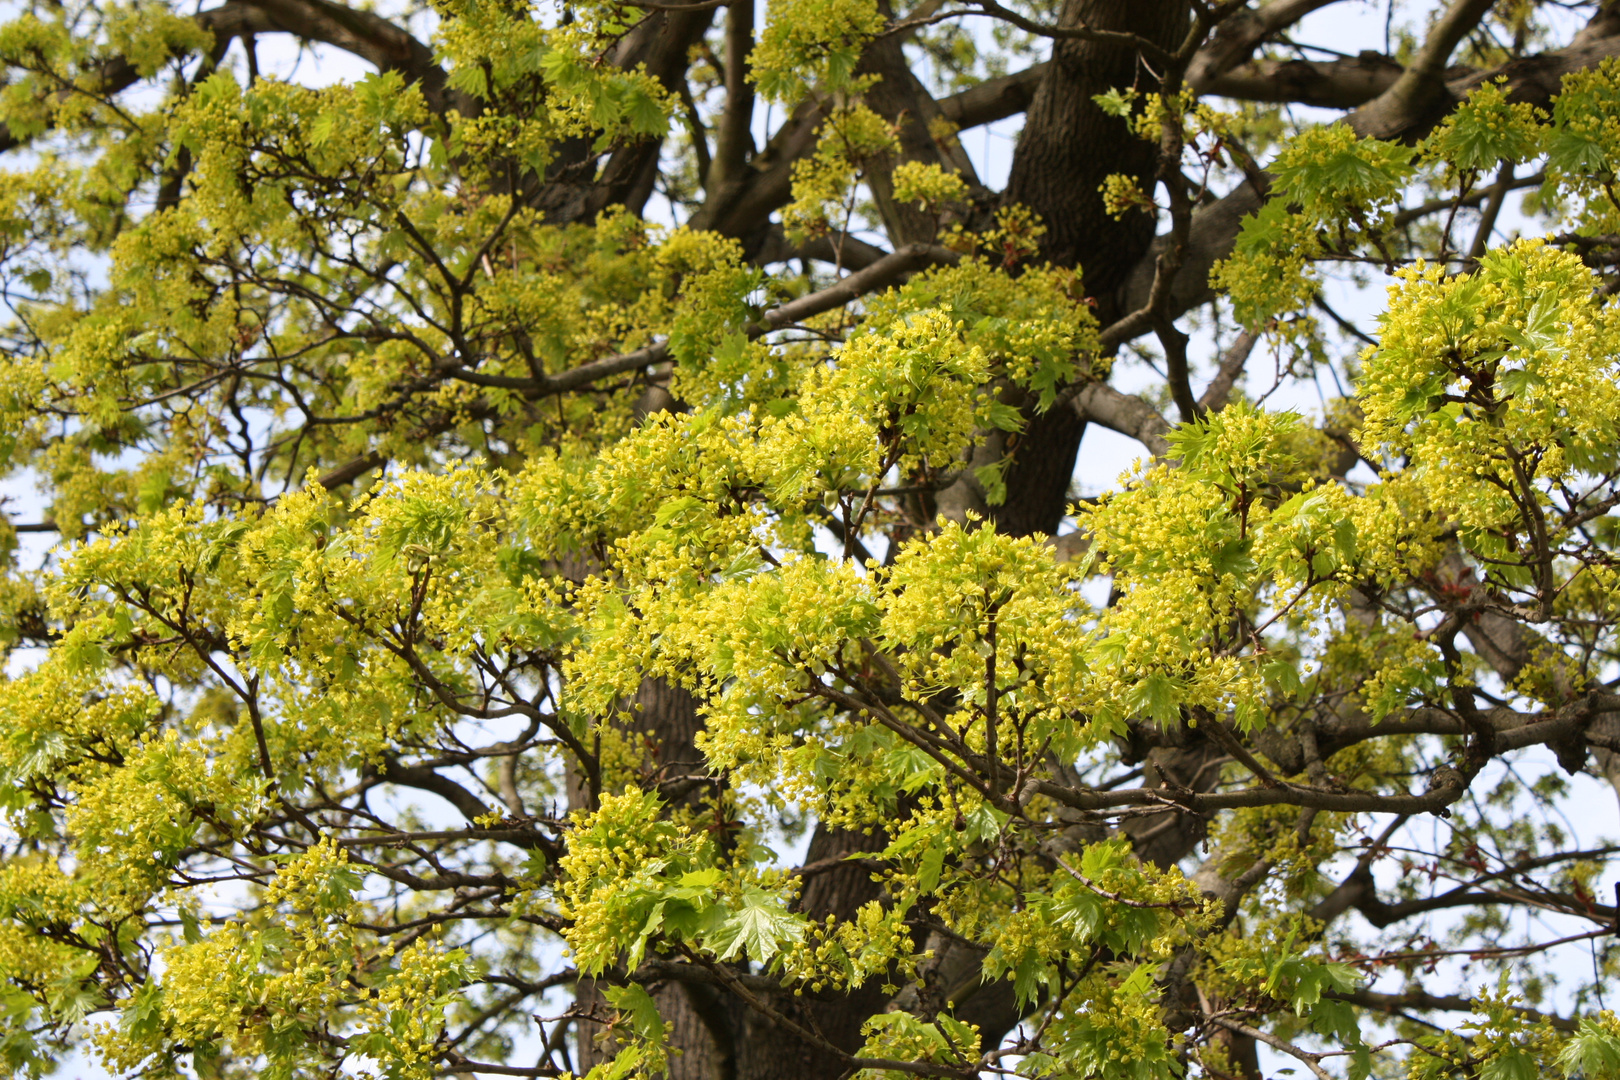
[7,0,1620,1074]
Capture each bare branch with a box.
[1330,988,1579,1032]
[1197,330,1257,412]
[936,63,1048,129]
[1069,384,1174,458]
[1185,0,1350,89]
[1209,1018,1333,1080]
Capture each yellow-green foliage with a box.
[783,105,900,242]
[3,2,1620,1079]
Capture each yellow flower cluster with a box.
[1100,172,1155,220]
[750,0,886,101]
[1361,241,1620,571]
[782,105,900,243]
[891,160,969,212]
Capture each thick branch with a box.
[751,226,894,271]
[243,0,451,107]
[1022,768,1468,815]
[1328,988,1579,1032]
[376,756,492,825]
[1184,0,1348,89]
[706,0,756,192]
[313,451,385,490]
[936,63,1048,129]
[1069,383,1174,457]
[1348,0,1496,140]
[1202,54,1413,108]
[1197,330,1256,412]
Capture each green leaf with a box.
[678,868,722,890]
[1211,536,1256,579]
[309,111,337,148]
[1333,517,1359,563]
[1499,367,1545,397]
[1050,885,1104,942]
[1482,1049,1538,1080]
[881,827,931,858]
[1549,128,1610,174]
[1426,85,1542,171]
[1308,999,1361,1046]
[1011,950,1045,1007]
[708,887,803,964]
[917,842,945,894]
[623,86,670,135]
[1092,88,1136,117]
[937,1013,978,1054]
[653,495,705,528]
[1273,132,1416,210]
[1232,199,1295,257]
[1264,660,1302,696]
[982,400,1024,433]
[762,397,798,417]
[45,977,103,1024]
[121,980,165,1041]
[1079,838,1130,878]
[974,459,1010,505]
[1558,1017,1620,1078]
[1130,671,1179,724]
[603,983,666,1048]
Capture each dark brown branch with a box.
[706,0,756,192]
[1197,330,1256,412]
[961,0,1177,64]
[1203,53,1414,107]
[751,226,894,271]
[1184,0,1350,90]
[1328,988,1579,1032]
[1158,321,1200,423]
[376,756,493,824]
[1208,1018,1332,1080]
[761,243,960,328]
[936,63,1048,130]
[1069,383,1174,457]
[242,0,455,110]
[1021,766,1467,815]
[312,451,384,491]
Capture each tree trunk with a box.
[730,825,894,1080]
[1004,0,1190,291]
[984,0,1192,541]
[573,679,737,1080]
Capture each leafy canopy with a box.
[3,0,1620,1079]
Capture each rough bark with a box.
[729,826,895,1080]
[1003,0,1191,290]
[968,0,1192,543]
[573,679,731,1080]
[855,3,986,245]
